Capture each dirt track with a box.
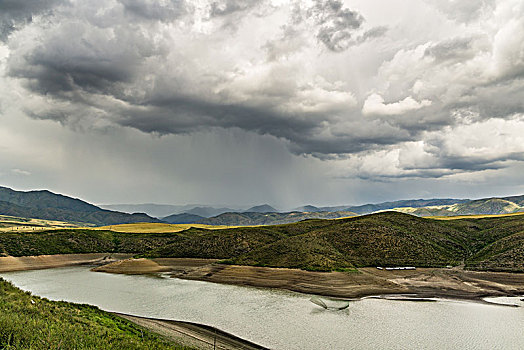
[115,313,269,350]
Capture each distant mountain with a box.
[289,199,469,215]
[0,187,99,212]
[501,195,524,207]
[185,206,238,218]
[0,186,161,226]
[162,213,206,224]
[391,197,524,217]
[99,203,191,218]
[293,205,323,212]
[244,204,278,213]
[102,203,241,218]
[451,198,521,215]
[199,211,356,226]
[345,198,469,215]
[161,194,524,226]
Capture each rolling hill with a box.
[162,213,206,224]
[345,198,469,215]
[164,211,357,225]
[0,187,161,226]
[244,204,278,213]
[392,197,524,217]
[135,212,524,271]
[3,211,523,272]
[295,196,523,217]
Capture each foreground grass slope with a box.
[0,278,189,350]
[1,212,524,271]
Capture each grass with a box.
[0,278,191,350]
[429,212,524,220]
[0,215,83,233]
[92,222,238,233]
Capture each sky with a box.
[0,0,523,209]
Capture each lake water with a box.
[1,266,523,350]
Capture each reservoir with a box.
[1,266,523,350]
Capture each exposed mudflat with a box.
[92,258,220,274]
[93,258,524,301]
[0,253,132,272]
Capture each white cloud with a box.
[11,169,31,176]
[362,93,432,116]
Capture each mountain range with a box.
[161,196,524,226]
[163,211,357,226]
[100,203,243,218]
[1,185,524,227]
[0,187,160,226]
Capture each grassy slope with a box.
[0,230,184,257]
[0,215,82,233]
[0,279,190,350]
[1,212,524,271]
[430,211,524,220]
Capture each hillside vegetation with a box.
[2,212,524,272]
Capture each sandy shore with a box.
[0,253,132,272]
[114,313,268,350]
[94,258,524,301]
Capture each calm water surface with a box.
[2,266,523,350]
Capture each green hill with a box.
[2,212,524,272]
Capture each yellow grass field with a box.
[0,215,82,233]
[92,222,239,233]
[429,211,524,220]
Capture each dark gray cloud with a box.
[118,0,187,22]
[0,0,66,41]
[307,0,364,52]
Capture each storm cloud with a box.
[0,0,66,41]
[1,0,524,207]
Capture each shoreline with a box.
[0,255,269,349]
[1,254,523,302]
[92,257,524,302]
[1,254,522,348]
[0,253,133,272]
